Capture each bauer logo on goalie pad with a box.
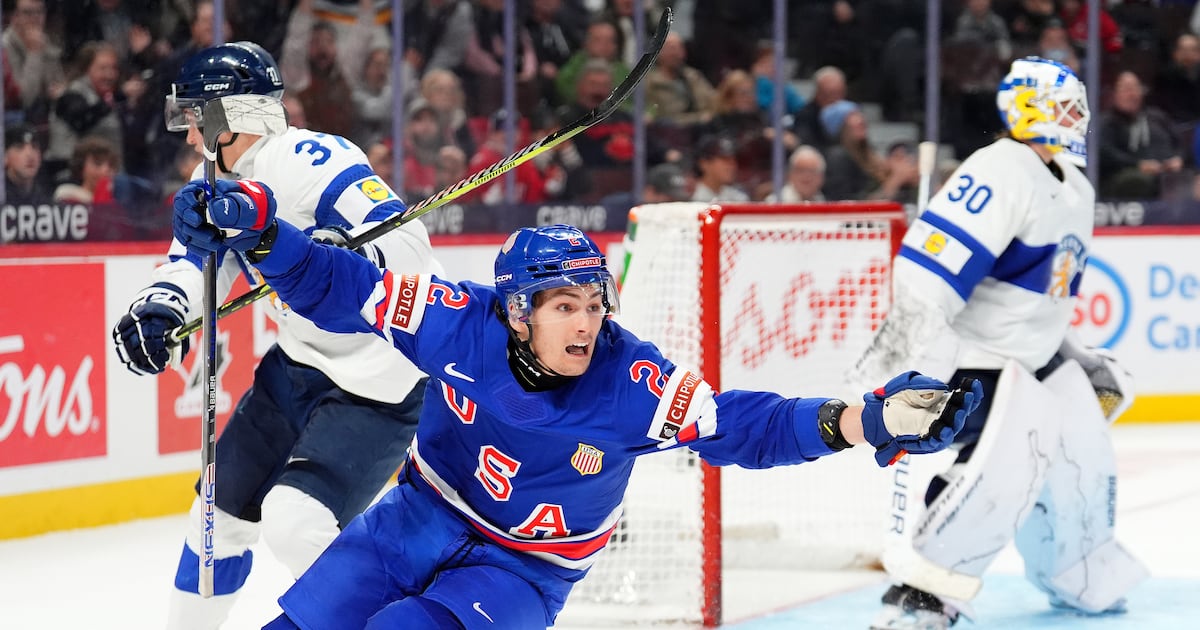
[356,175,397,203]
[909,219,972,275]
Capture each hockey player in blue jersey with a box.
[110,42,438,629]
[848,57,1147,629]
[170,177,982,627]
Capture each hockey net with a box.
[554,201,909,627]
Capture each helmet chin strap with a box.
[501,314,574,391]
[215,133,240,174]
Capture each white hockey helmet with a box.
[997,57,1089,166]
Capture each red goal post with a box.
[555,201,910,628]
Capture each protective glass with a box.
[507,273,621,324]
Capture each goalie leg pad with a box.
[885,360,1061,601]
[1013,359,1147,612]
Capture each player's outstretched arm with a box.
[833,373,983,467]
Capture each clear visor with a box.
[164,94,204,132]
[507,273,620,324]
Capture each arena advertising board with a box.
[0,229,1194,538]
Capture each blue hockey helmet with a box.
[495,225,620,323]
[165,41,285,132]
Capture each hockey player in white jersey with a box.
[849,57,1146,629]
[110,42,437,629]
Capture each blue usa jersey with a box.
[258,223,838,571]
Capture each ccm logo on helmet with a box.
[204,82,232,91]
[562,257,601,270]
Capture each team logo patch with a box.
[562,257,601,270]
[357,176,396,203]
[1050,234,1087,298]
[570,443,604,476]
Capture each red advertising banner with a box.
[0,263,107,467]
[157,276,272,455]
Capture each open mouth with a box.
[566,343,589,357]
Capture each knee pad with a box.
[260,484,340,577]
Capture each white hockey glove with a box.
[1059,344,1135,422]
[112,282,190,375]
[311,225,387,269]
[861,372,983,466]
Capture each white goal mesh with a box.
[554,202,909,627]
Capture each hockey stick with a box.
[191,95,290,598]
[170,7,674,342]
[916,140,937,214]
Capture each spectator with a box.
[351,46,394,147]
[691,135,749,202]
[403,0,473,76]
[702,69,796,184]
[526,0,583,108]
[4,123,50,205]
[597,0,656,67]
[149,1,224,174]
[283,93,309,129]
[401,98,447,201]
[749,44,804,119]
[434,144,468,191]
[793,65,847,149]
[557,59,635,168]
[420,69,476,157]
[45,41,124,185]
[765,145,826,203]
[1036,18,1081,74]
[600,159,690,209]
[1099,71,1185,199]
[644,31,715,127]
[1153,33,1200,125]
[365,138,395,189]
[467,108,582,204]
[52,135,118,205]
[556,20,630,106]
[1003,0,1058,56]
[953,0,1012,62]
[463,0,540,116]
[821,100,914,201]
[282,13,358,137]
[2,0,66,126]
[808,0,871,92]
[1059,0,1123,57]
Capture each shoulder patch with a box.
[355,175,397,204]
[646,370,709,441]
[906,219,972,275]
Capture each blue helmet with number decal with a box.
[997,56,1090,167]
[165,41,285,132]
[494,224,620,322]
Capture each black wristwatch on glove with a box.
[818,399,853,451]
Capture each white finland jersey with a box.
[153,127,435,402]
[896,137,1094,374]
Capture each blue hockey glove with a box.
[861,372,982,467]
[112,282,190,375]
[173,179,278,257]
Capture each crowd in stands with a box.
[6,0,1200,241]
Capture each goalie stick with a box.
[171,7,674,342]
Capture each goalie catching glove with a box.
[112,282,191,375]
[861,372,983,466]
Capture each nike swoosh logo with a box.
[286,456,309,466]
[444,362,475,382]
[472,601,494,622]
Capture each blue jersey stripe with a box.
[899,212,996,300]
[991,238,1058,294]
[315,163,377,229]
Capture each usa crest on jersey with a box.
[571,443,604,475]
